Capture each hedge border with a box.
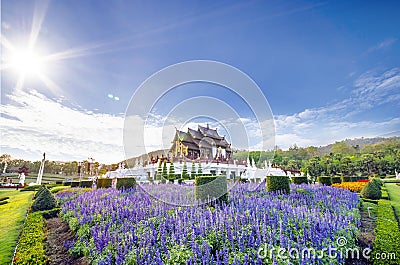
[372,200,400,264]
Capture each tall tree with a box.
[162,160,168,180]
[190,161,196,179]
[168,162,175,182]
[198,163,203,175]
[156,159,162,180]
[182,161,188,179]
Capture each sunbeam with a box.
[28,0,49,50]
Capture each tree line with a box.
[0,154,119,176]
[234,137,400,177]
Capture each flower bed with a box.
[14,212,47,264]
[332,182,367,193]
[372,200,400,264]
[57,184,360,264]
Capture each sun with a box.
[9,48,46,76]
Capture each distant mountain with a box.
[124,149,169,166]
[316,136,400,155]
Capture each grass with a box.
[0,190,33,264]
[385,183,400,221]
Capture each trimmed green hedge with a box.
[383,179,400,183]
[372,201,400,264]
[116,177,137,190]
[341,176,353,182]
[97,178,113,188]
[50,186,69,194]
[62,181,72,186]
[14,212,47,264]
[40,208,61,219]
[71,181,80,187]
[20,185,41,192]
[0,196,9,201]
[79,180,93,188]
[317,176,332,186]
[266,176,290,194]
[291,176,308,184]
[195,175,228,204]
[331,176,341,184]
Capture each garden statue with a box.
[19,172,25,186]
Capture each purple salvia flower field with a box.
[56,184,360,265]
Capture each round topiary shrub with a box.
[31,187,57,212]
[371,177,383,187]
[266,176,290,194]
[291,176,308,184]
[360,181,382,200]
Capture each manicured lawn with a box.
[385,183,400,220]
[0,190,33,264]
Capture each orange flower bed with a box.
[332,182,367,193]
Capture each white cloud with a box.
[367,38,397,53]
[1,67,399,162]
[273,68,400,149]
[0,90,124,163]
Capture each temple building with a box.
[170,125,232,161]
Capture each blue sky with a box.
[1,0,400,163]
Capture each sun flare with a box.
[10,48,46,76]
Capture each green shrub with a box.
[34,185,46,199]
[182,161,189,179]
[266,176,290,194]
[0,196,9,201]
[331,176,341,184]
[79,180,93,188]
[371,177,383,187]
[50,186,69,194]
[31,187,57,212]
[40,208,61,219]
[195,175,228,204]
[291,176,308,184]
[116,177,137,190]
[372,201,400,265]
[20,185,41,192]
[382,179,400,183]
[362,198,379,204]
[353,176,369,181]
[168,163,176,182]
[360,181,382,200]
[62,181,72,186]
[341,176,353,182]
[14,212,47,264]
[97,178,112,188]
[317,176,332,186]
[71,181,80,187]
